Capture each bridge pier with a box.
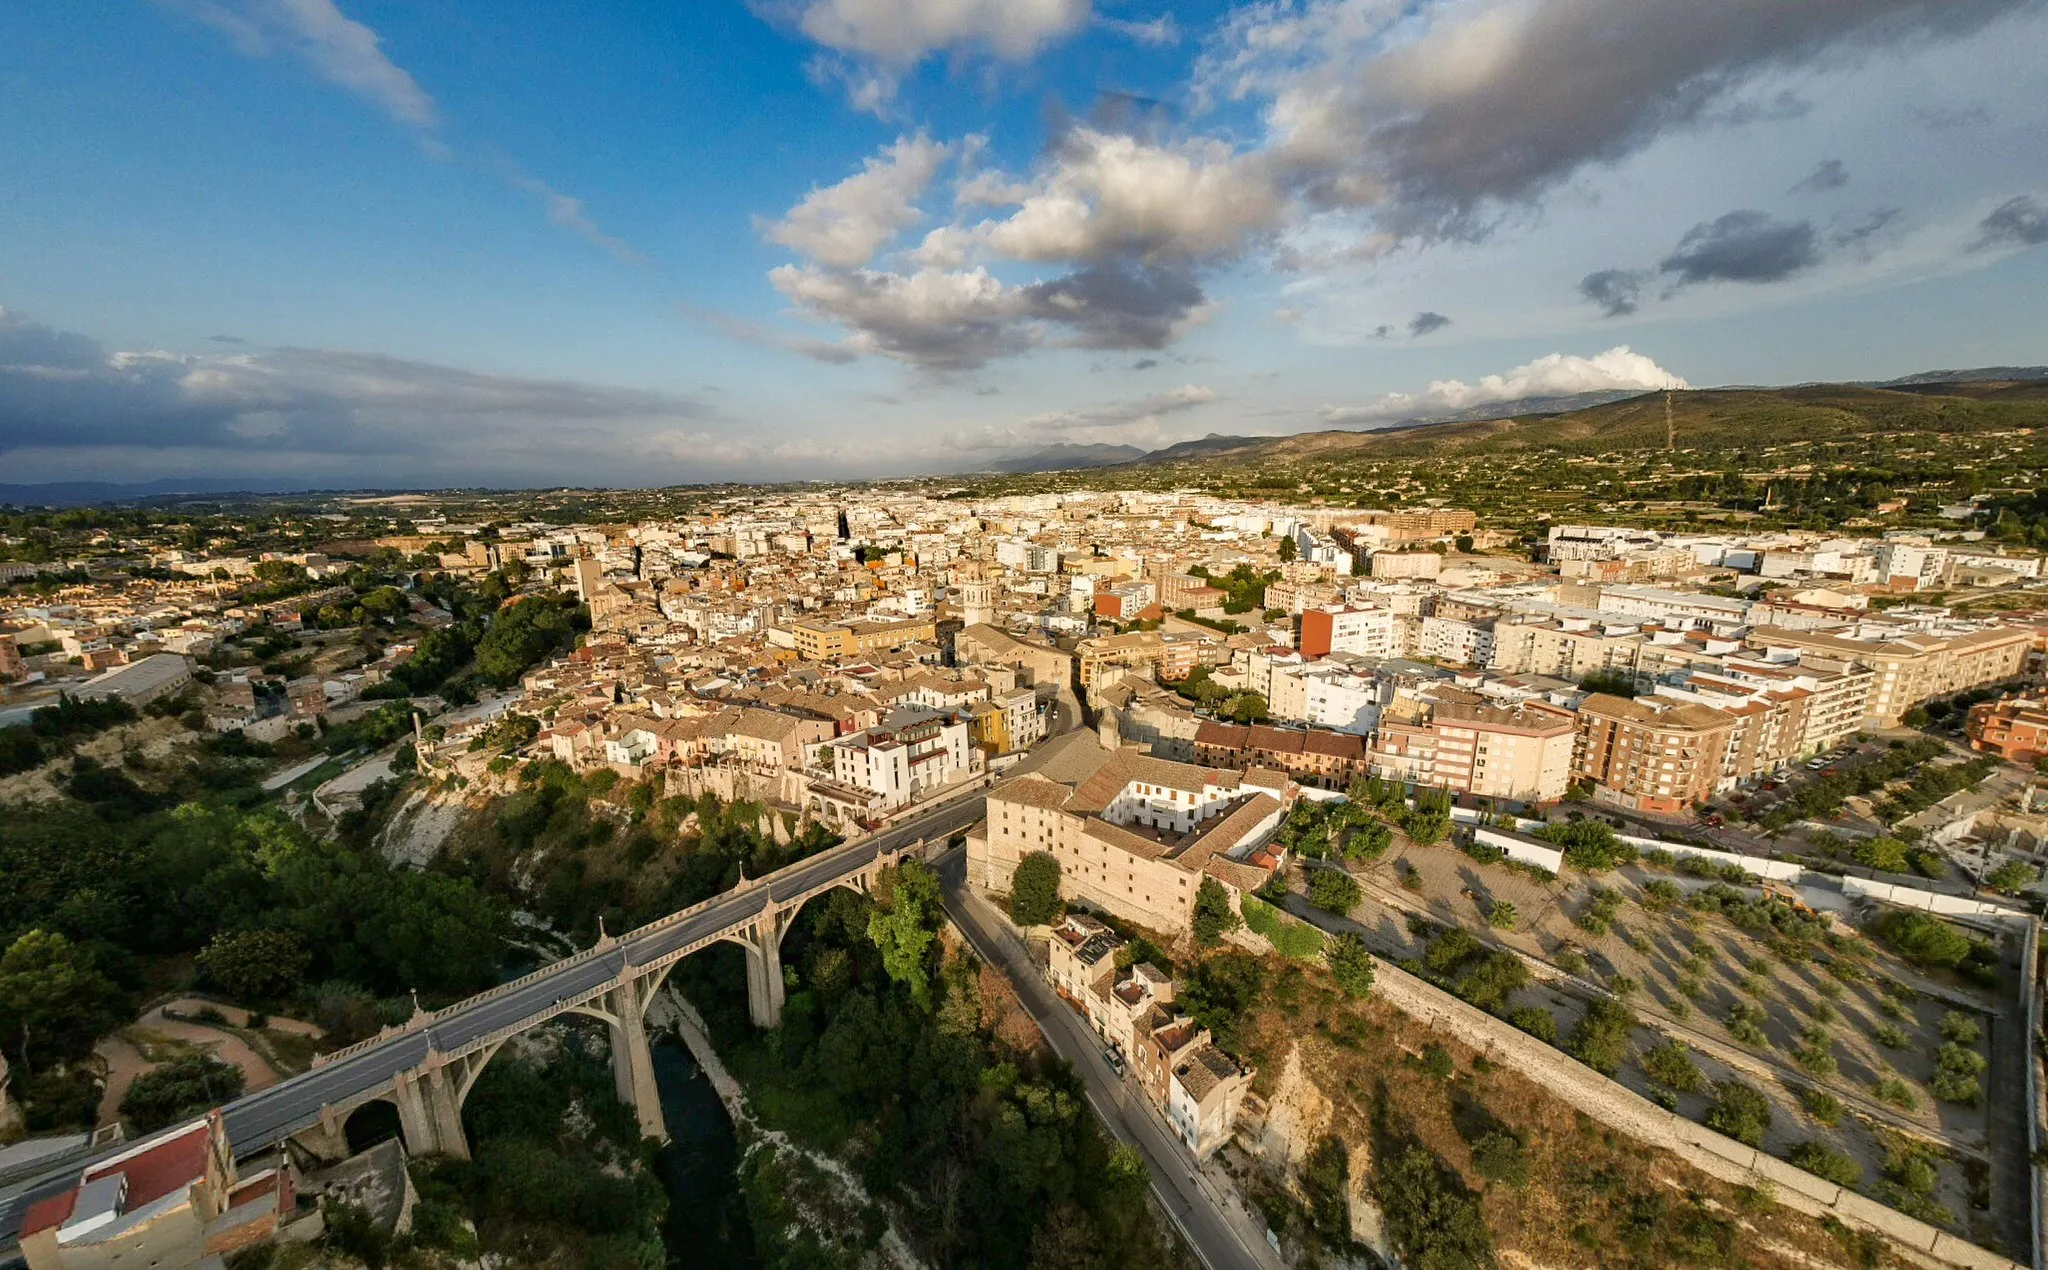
[734,904,791,1029]
[391,1060,471,1160]
[607,976,668,1143]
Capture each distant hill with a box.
[1072,379,2048,482]
[0,478,299,507]
[1872,366,2048,387]
[983,443,1151,473]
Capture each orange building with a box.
[1968,697,2048,765]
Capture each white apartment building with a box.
[1417,615,1495,667]
[1595,586,1750,630]
[995,540,1061,573]
[825,707,974,810]
[1299,605,1396,658]
[1875,541,1948,590]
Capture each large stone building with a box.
[970,739,1289,935]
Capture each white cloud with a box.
[1318,347,1686,424]
[976,128,1284,264]
[1097,13,1178,46]
[163,1,645,264]
[764,135,952,268]
[790,0,1090,64]
[498,164,646,266]
[163,0,436,128]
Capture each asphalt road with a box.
[936,850,1283,1270]
[1,792,990,1248]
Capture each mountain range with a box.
[975,367,2048,475]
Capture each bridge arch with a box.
[343,1098,405,1155]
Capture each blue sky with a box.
[2,0,2046,488]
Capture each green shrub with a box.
[1324,931,1376,999]
[1487,900,1518,931]
[1869,1022,1908,1049]
[1566,998,1637,1075]
[1873,1077,1919,1111]
[1641,1040,1706,1094]
[1510,1006,1558,1044]
[1704,1080,1773,1147]
[1800,1088,1843,1127]
[1789,1140,1862,1188]
[1938,1011,1980,1045]
[1726,1002,1771,1049]
[1469,1131,1529,1190]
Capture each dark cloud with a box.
[1579,268,1649,317]
[1022,262,1208,351]
[1971,195,2048,251]
[1660,210,1820,285]
[1254,0,2015,237]
[1368,324,1395,340]
[1408,311,1452,337]
[0,305,711,462]
[1913,104,1991,130]
[1831,206,1903,253]
[208,334,249,345]
[1131,357,1159,370]
[1791,159,1849,194]
[1701,89,1813,127]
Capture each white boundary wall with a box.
[1471,826,1564,873]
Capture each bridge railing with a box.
[306,803,954,1071]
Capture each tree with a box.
[1986,859,2041,895]
[1009,852,1062,927]
[1324,932,1375,999]
[197,929,311,1002]
[1180,952,1264,1052]
[1851,836,1910,874]
[1191,877,1241,947]
[1308,867,1361,914]
[1704,1080,1773,1147]
[867,860,943,1009]
[1578,671,1637,698]
[1454,535,1474,554]
[120,1054,246,1132]
[0,930,123,1074]
[1276,535,1297,563]
[1224,692,1270,725]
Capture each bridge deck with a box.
[215,794,985,1156]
